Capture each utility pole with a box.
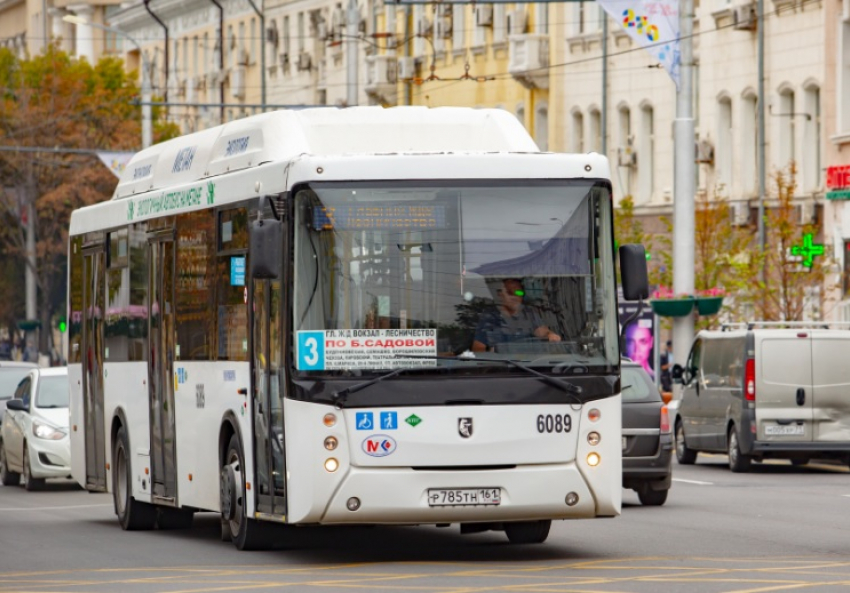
[672,0,695,366]
[757,0,766,255]
[346,0,359,106]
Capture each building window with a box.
[536,4,548,34]
[493,4,507,44]
[588,108,601,153]
[778,88,796,168]
[297,13,305,52]
[802,85,821,191]
[717,97,733,194]
[452,4,465,52]
[637,105,654,203]
[741,93,757,194]
[570,109,584,153]
[535,103,549,151]
[840,15,850,135]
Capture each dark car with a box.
[622,360,673,506]
[0,362,39,423]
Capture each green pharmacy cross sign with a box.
[791,233,825,268]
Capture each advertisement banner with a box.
[618,296,656,382]
[596,0,681,89]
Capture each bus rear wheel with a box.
[504,520,551,544]
[113,427,157,530]
[222,434,273,550]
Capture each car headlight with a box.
[33,420,66,441]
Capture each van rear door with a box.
[755,331,812,443]
[809,330,850,442]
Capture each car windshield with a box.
[36,376,69,408]
[621,366,660,402]
[293,180,619,376]
[0,368,33,400]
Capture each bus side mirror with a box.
[619,244,649,301]
[250,218,282,280]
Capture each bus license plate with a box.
[428,488,501,507]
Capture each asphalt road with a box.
[1,454,849,593]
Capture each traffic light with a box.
[57,315,67,333]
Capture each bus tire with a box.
[223,434,272,550]
[113,427,157,530]
[0,440,21,486]
[504,520,551,544]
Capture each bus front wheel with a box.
[222,434,273,550]
[113,427,157,530]
[504,520,551,544]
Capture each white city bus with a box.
[67,107,648,549]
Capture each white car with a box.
[0,367,71,490]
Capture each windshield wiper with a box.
[332,367,414,408]
[396,354,583,401]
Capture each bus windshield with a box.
[293,180,619,375]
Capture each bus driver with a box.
[471,278,561,352]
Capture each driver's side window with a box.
[686,340,702,384]
[14,377,31,408]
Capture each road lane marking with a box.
[0,503,112,512]
[673,478,713,485]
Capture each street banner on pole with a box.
[596,0,681,88]
[96,151,135,179]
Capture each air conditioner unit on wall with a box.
[617,146,637,168]
[733,4,756,31]
[507,8,527,35]
[266,26,279,46]
[475,5,493,27]
[798,201,817,226]
[397,57,416,80]
[297,51,312,71]
[731,202,750,226]
[695,139,715,164]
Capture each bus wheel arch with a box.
[220,426,273,550]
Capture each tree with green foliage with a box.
[0,45,179,354]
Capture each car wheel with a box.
[675,421,697,465]
[113,427,157,530]
[222,434,273,550]
[728,426,751,473]
[637,485,669,506]
[504,520,551,544]
[0,441,20,486]
[22,446,45,491]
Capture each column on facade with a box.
[67,4,96,61]
[47,8,74,53]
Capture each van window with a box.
[686,339,702,382]
[702,340,725,387]
[722,337,745,387]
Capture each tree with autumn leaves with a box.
[616,163,834,326]
[0,45,178,355]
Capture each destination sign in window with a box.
[313,203,447,230]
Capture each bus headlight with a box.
[588,408,601,422]
[587,431,601,446]
[586,452,601,467]
[324,436,338,450]
[324,458,339,472]
[323,413,337,427]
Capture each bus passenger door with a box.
[148,237,178,502]
[82,248,107,492]
[252,278,286,515]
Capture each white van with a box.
[672,323,850,472]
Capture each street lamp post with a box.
[63,15,152,149]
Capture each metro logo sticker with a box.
[362,434,397,457]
